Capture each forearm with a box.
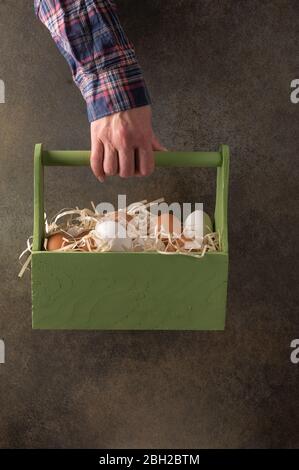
[34,0,151,121]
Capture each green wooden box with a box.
[31,144,229,330]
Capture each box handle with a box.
[33,145,229,252]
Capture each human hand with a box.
[90,105,166,182]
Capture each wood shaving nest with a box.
[18,199,220,277]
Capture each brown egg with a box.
[46,232,69,251]
[156,213,182,236]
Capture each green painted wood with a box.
[33,144,44,251]
[32,251,228,330]
[31,144,230,330]
[215,145,229,253]
[42,150,222,167]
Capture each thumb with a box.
[152,134,167,151]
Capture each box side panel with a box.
[31,252,228,330]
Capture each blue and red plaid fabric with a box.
[34,0,151,122]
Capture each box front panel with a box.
[32,252,228,330]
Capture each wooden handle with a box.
[42,150,222,168]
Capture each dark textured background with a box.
[0,0,299,448]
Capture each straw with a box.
[18,200,220,277]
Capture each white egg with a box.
[94,221,132,251]
[183,210,212,240]
[95,220,122,238]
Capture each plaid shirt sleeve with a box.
[34,0,151,122]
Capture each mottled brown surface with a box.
[0,0,299,448]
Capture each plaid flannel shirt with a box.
[34,0,151,122]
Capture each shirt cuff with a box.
[77,62,151,122]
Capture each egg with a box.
[94,220,132,251]
[183,210,212,240]
[155,213,182,237]
[95,220,124,238]
[46,232,69,251]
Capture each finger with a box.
[135,148,141,176]
[90,139,105,182]
[118,148,135,178]
[152,134,167,151]
[103,144,118,176]
[136,146,155,177]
